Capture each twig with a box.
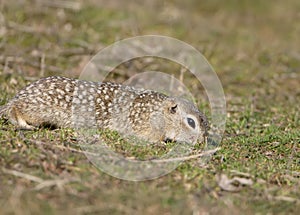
[74,204,134,214]
[40,52,45,77]
[0,55,65,73]
[57,47,96,57]
[7,21,45,34]
[25,58,65,73]
[229,170,253,178]
[27,138,220,163]
[34,178,80,191]
[38,0,82,10]
[27,138,102,157]
[179,66,187,83]
[2,168,80,191]
[272,195,299,203]
[2,168,44,183]
[150,148,220,163]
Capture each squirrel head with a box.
[161,97,209,144]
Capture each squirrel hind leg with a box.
[7,106,35,130]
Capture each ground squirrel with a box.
[0,76,208,143]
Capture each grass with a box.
[0,0,299,214]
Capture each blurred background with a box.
[1,0,299,113]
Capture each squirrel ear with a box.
[164,98,178,114]
[170,104,177,114]
[166,99,178,114]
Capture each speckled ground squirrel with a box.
[0,76,209,143]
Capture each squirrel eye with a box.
[187,117,196,129]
